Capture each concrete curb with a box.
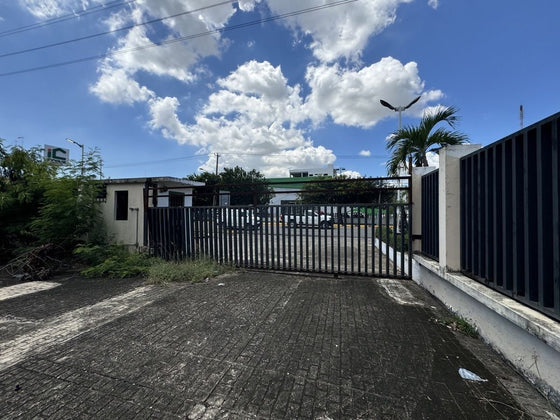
[413,253,560,408]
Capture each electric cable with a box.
[0,0,137,38]
[0,0,236,59]
[0,0,358,77]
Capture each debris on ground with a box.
[459,368,488,382]
[0,244,63,282]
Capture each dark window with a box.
[169,192,184,207]
[115,190,128,220]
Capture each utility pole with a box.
[215,153,220,175]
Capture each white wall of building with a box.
[102,183,144,248]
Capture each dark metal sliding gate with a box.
[146,203,411,278]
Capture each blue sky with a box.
[0,0,558,179]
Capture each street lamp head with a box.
[66,137,83,148]
[404,96,421,110]
[380,99,396,111]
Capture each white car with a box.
[219,208,262,229]
[282,209,333,228]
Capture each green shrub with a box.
[74,243,156,278]
[73,243,128,266]
[146,258,232,285]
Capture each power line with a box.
[104,154,200,169]
[0,0,235,59]
[103,150,381,169]
[0,0,137,38]
[0,0,358,77]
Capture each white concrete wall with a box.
[438,144,481,270]
[101,184,144,249]
[413,255,560,407]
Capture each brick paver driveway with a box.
[0,271,554,419]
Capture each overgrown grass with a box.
[375,226,409,252]
[73,243,233,282]
[145,258,233,285]
[78,248,156,278]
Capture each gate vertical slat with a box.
[481,151,487,279]
[385,205,390,277]
[513,135,525,296]
[271,206,277,269]
[551,118,560,317]
[371,208,376,276]
[485,149,493,282]
[378,206,383,276]
[364,206,368,275]
[330,205,335,273]
[554,119,560,317]
[320,207,323,271]
[392,206,397,277]
[400,204,405,276]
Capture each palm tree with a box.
[386,106,468,175]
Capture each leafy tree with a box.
[220,166,272,206]
[386,106,468,175]
[298,176,396,204]
[31,150,104,248]
[187,171,221,206]
[188,166,272,206]
[0,140,104,262]
[0,141,57,261]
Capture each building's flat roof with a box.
[103,176,205,187]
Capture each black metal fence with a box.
[421,169,439,261]
[460,112,560,321]
[146,203,412,279]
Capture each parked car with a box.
[282,209,333,228]
[219,208,262,229]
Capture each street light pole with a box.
[66,138,84,176]
[380,96,420,233]
[380,96,421,130]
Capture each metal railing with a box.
[460,112,560,321]
[421,169,439,261]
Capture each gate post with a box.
[438,144,481,271]
[411,167,437,253]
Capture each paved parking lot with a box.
[0,271,556,419]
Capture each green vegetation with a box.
[187,166,273,206]
[441,315,478,338]
[73,244,154,278]
[0,140,104,263]
[74,243,232,283]
[298,176,396,205]
[386,106,468,175]
[146,258,232,285]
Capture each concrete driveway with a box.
[0,271,556,419]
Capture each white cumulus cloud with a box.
[305,57,444,128]
[89,66,155,105]
[148,60,336,177]
[264,0,413,62]
[359,150,371,157]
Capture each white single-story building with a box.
[99,177,204,249]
